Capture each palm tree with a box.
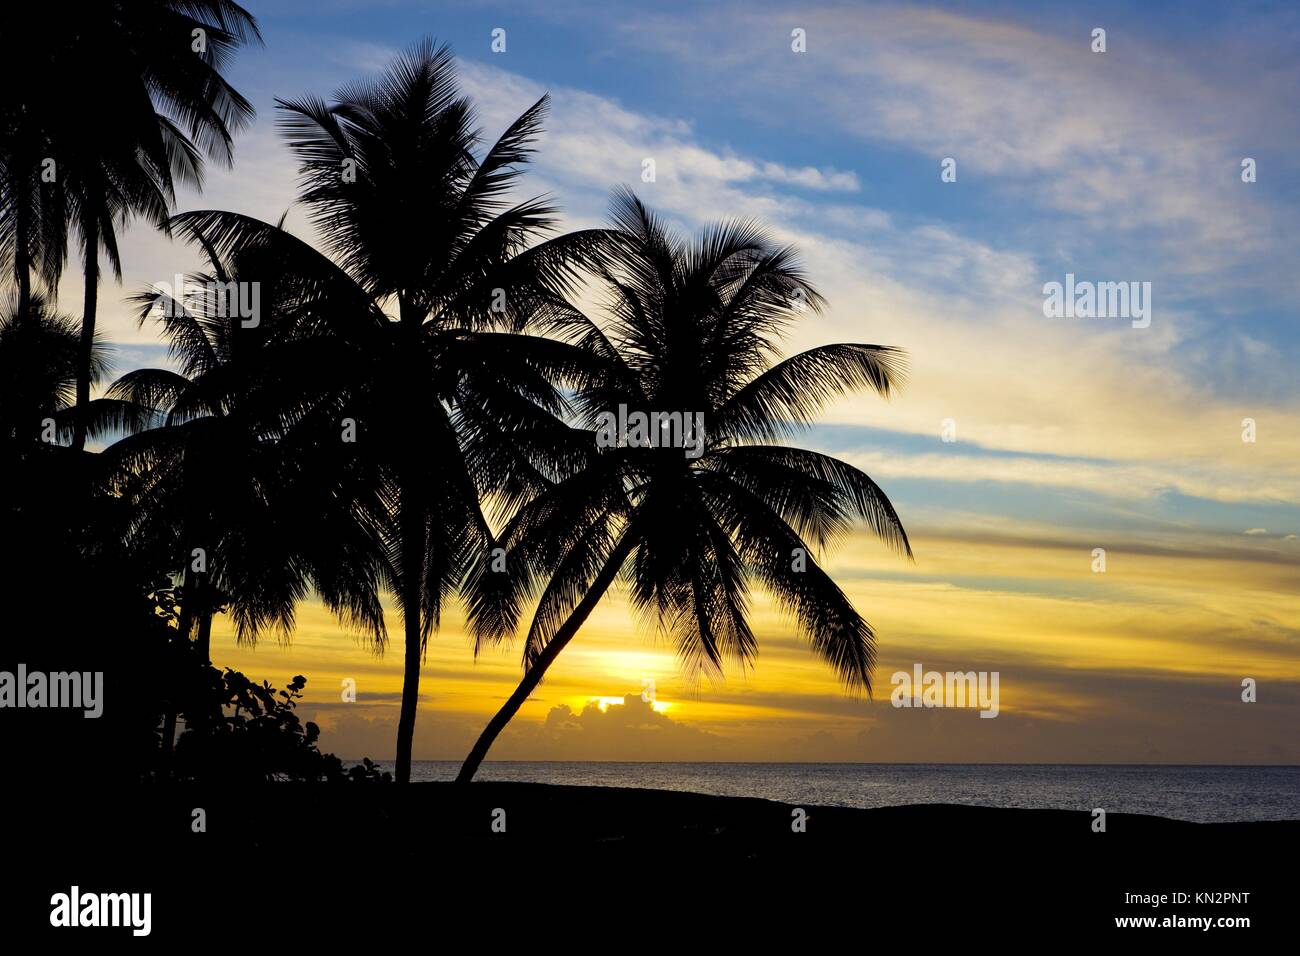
[99,220,385,664]
[456,190,912,782]
[61,131,171,454]
[165,39,609,782]
[0,294,109,454]
[88,218,397,769]
[0,1,262,451]
[0,109,65,326]
[0,295,120,630]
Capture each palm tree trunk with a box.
[391,296,429,785]
[393,491,425,785]
[16,269,30,321]
[14,187,31,323]
[456,533,636,784]
[167,561,211,760]
[394,600,422,783]
[196,609,213,664]
[159,581,194,774]
[160,709,177,777]
[165,591,192,772]
[72,221,98,452]
[181,566,206,655]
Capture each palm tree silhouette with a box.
[0,2,262,450]
[456,190,912,783]
[0,294,109,453]
[98,215,391,665]
[88,215,401,766]
[0,106,63,326]
[169,39,609,782]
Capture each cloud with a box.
[838,448,1300,507]
[496,694,726,760]
[303,670,1300,765]
[81,32,1300,515]
[425,54,1300,509]
[305,693,726,762]
[611,4,1300,300]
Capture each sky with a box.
[67,0,1300,763]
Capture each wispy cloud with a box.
[607,3,1300,302]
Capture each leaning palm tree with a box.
[168,39,609,782]
[456,190,912,782]
[0,1,262,451]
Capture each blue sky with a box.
[85,0,1300,544]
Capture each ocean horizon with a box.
[371,761,1300,823]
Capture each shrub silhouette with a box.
[169,666,390,784]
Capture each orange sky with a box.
[214,517,1300,764]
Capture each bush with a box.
[168,667,391,784]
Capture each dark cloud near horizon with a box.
[301,668,1300,765]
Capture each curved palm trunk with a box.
[72,222,98,452]
[393,490,425,785]
[394,600,423,784]
[456,533,636,784]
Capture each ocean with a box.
[377,761,1300,823]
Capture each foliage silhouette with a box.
[0,1,262,449]
[0,30,909,792]
[169,667,391,784]
[456,189,911,782]
[172,39,611,782]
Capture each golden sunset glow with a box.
[47,0,1296,770]
[213,514,1300,764]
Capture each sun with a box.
[584,695,673,715]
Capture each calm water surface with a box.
[373,761,1300,823]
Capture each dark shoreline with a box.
[373,759,1300,766]
[10,781,1293,940]
[372,760,1300,824]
